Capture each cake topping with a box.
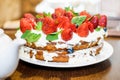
[19,7,107,42]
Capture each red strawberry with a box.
[61,28,73,41]
[64,11,73,20]
[42,17,57,35]
[98,15,107,27]
[24,13,35,19]
[57,16,70,23]
[52,13,57,19]
[57,16,70,29]
[24,13,36,29]
[90,16,99,29]
[55,8,65,17]
[57,21,70,29]
[77,22,89,37]
[69,23,76,32]
[80,10,91,19]
[87,21,94,32]
[20,18,32,33]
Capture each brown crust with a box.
[24,37,101,52]
[27,44,103,62]
[34,50,69,62]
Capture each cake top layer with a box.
[19,7,107,43]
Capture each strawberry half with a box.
[77,22,89,37]
[61,28,73,41]
[42,17,57,35]
[20,18,32,33]
[98,15,107,27]
[87,21,94,33]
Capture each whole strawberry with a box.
[90,16,99,29]
[24,13,35,19]
[42,17,57,35]
[23,13,36,29]
[61,28,73,41]
[20,18,32,33]
[54,8,65,18]
[98,15,107,27]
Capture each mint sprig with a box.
[21,30,41,43]
[65,6,72,12]
[43,12,51,18]
[46,30,62,41]
[71,16,86,26]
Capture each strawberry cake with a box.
[16,7,107,63]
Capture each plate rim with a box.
[19,41,113,68]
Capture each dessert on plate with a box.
[16,7,107,63]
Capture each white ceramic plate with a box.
[19,41,113,68]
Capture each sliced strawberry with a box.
[98,15,107,27]
[55,8,65,17]
[42,17,57,35]
[87,21,94,32]
[90,16,99,29]
[61,28,73,41]
[20,18,32,33]
[77,22,89,37]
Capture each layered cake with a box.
[16,7,107,63]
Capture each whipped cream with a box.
[15,28,106,49]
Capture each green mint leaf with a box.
[46,34,59,41]
[71,16,86,26]
[73,12,79,16]
[46,30,62,41]
[21,30,31,39]
[21,30,41,43]
[36,22,42,30]
[95,27,101,31]
[26,33,41,43]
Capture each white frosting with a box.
[43,51,58,61]
[16,28,106,49]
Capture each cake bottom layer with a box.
[19,43,103,63]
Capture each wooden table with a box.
[4,29,120,80]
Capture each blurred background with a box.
[0,0,120,36]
